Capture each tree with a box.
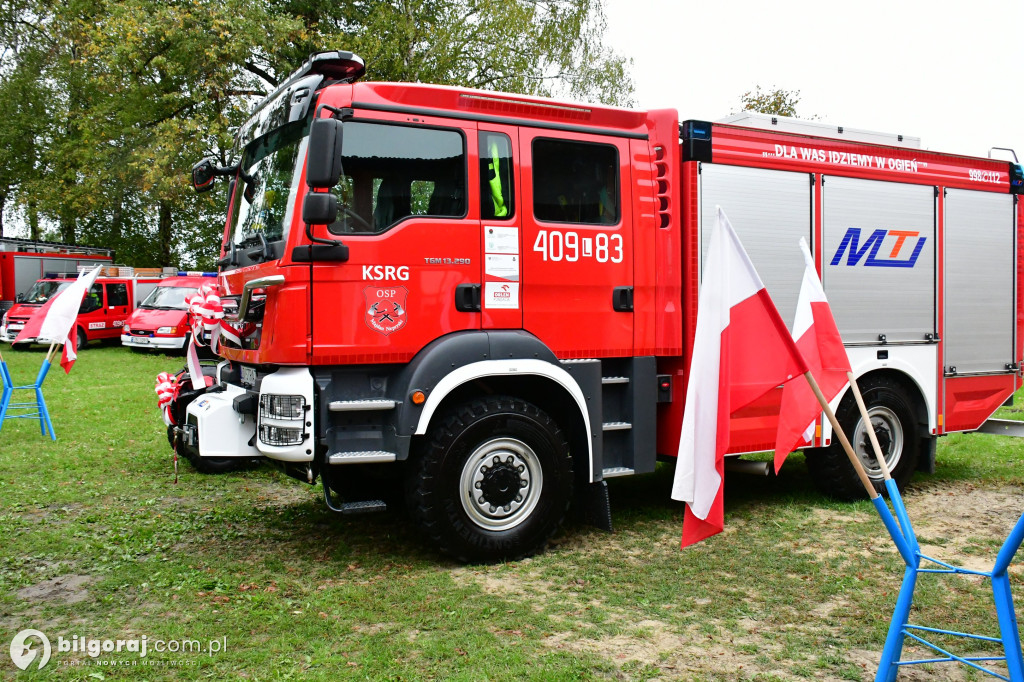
[1,0,631,268]
[738,86,809,118]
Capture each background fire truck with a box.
[0,237,113,317]
[168,51,1024,562]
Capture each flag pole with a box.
[803,370,878,499]
[847,372,892,480]
[45,342,57,364]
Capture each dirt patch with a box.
[17,575,92,604]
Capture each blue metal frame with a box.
[0,359,56,440]
[875,479,1024,681]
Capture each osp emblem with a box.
[830,228,927,268]
[364,286,408,336]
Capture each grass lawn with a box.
[1,344,1022,680]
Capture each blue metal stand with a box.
[0,359,56,440]
[874,479,1024,681]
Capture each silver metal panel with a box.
[14,256,43,297]
[822,177,935,343]
[700,164,811,322]
[944,189,1014,374]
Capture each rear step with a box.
[328,399,396,412]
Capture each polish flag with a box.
[14,266,102,374]
[672,208,808,547]
[773,238,851,473]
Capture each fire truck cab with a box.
[171,51,1024,562]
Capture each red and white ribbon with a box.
[154,371,181,426]
[182,282,257,390]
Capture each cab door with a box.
[519,131,634,357]
[102,281,131,339]
[309,116,481,362]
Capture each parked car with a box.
[121,274,214,352]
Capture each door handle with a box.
[455,284,481,312]
[612,286,633,312]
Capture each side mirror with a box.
[306,117,343,188]
[303,192,338,225]
[191,157,219,193]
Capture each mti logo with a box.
[830,228,927,268]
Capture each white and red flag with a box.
[14,266,102,373]
[672,208,808,547]
[773,238,851,473]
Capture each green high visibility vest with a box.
[487,140,508,218]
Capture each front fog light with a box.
[259,424,305,446]
[260,394,305,420]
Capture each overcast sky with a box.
[602,0,1024,161]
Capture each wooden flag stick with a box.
[45,342,57,364]
[803,370,879,500]
[847,371,892,481]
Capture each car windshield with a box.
[21,280,71,304]
[141,286,197,310]
[228,115,310,250]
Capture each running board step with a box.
[335,500,388,515]
[328,399,397,412]
[602,467,634,478]
[602,421,632,431]
[601,376,629,385]
[328,451,397,464]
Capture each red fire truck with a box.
[169,50,1024,562]
[0,237,113,316]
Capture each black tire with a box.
[76,326,87,350]
[166,424,246,474]
[807,376,921,500]
[407,396,574,563]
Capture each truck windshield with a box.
[22,280,71,305]
[228,115,310,250]
[140,286,197,310]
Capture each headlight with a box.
[2,312,7,326]
[157,326,174,334]
[260,394,305,420]
[258,424,305,446]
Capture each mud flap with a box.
[581,480,612,532]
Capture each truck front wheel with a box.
[807,376,921,500]
[408,396,573,563]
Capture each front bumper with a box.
[0,324,23,343]
[182,367,315,463]
[121,333,188,350]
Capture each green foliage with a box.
[0,0,631,268]
[739,85,810,119]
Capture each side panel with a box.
[699,164,811,321]
[943,189,1015,374]
[822,177,935,344]
[697,164,812,454]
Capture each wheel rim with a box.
[853,406,903,480]
[459,437,543,532]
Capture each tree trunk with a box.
[0,191,6,238]
[28,200,40,241]
[158,201,173,266]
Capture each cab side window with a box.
[106,283,129,307]
[328,122,466,235]
[480,132,514,220]
[79,284,103,314]
[532,139,619,225]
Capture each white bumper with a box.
[186,384,260,459]
[121,333,188,350]
[185,367,314,463]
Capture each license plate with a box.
[10,325,23,331]
[132,337,150,344]
[240,365,257,388]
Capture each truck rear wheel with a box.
[407,396,573,563]
[807,376,921,500]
